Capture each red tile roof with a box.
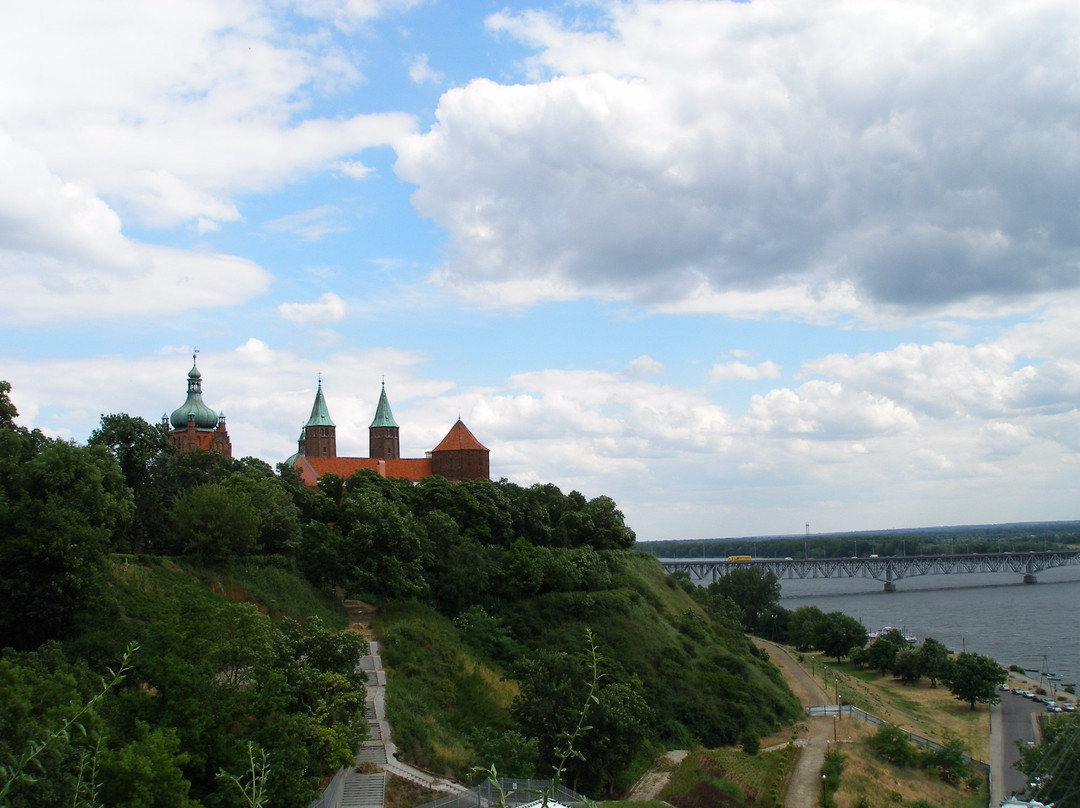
[294,455,433,484]
[432,419,489,453]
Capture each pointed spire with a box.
[305,379,335,427]
[369,382,398,428]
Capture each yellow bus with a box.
[726,555,752,562]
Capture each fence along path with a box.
[805,704,989,771]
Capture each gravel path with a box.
[752,639,838,808]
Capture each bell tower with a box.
[368,382,400,459]
[301,379,336,457]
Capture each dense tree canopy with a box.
[1,411,133,649]
[706,567,781,634]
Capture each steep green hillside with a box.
[376,551,801,796]
[1,392,800,806]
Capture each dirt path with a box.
[344,599,376,639]
[624,750,688,801]
[753,639,848,808]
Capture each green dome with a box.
[169,358,220,430]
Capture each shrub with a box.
[740,729,760,756]
[821,752,845,808]
[919,736,968,786]
[870,724,916,767]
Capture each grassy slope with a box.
[807,654,989,761]
[375,553,801,791]
[69,555,347,665]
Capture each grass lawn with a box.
[804,654,990,761]
[836,722,987,808]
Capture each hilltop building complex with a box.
[287,381,489,484]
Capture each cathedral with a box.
[287,380,490,484]
[163,354,232,456]
[162,356,488,483]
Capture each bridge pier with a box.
[883,581,896,593]
[1023,573,1038,584]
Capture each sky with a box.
[2,0,1078,541]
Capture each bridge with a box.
[658,550,1080,591]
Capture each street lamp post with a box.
[834,677,839,704]
[823,664,828,685]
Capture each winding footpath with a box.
[752,639,843,808]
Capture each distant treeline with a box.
[637,521,1080,560]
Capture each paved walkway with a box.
[339,604,468,808]
[752,639,848,808]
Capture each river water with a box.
[776,566,1080,690]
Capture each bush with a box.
[870,724,916,767]
[821,751,845,807]
[740,728,760,756]
[919,736,968,786]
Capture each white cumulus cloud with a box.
[278,293,348,324]
[396,0,1080,319]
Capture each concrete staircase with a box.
[340,642,388,808]
[330,629,468,808]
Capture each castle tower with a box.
[368,382,400,459]
[300,379,336,458]
[430,419,489,481]
[167,353,232,457]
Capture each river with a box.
[776,566,1080,690]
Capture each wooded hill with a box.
[0,383,800,806]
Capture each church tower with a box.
[368,382,400,459]
[166,353,232,457]
[300,379,336,458]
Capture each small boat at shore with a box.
[868,626,918,644]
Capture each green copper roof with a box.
[369,383,398,428]
[305,381,335,427]
[169,357,220,430]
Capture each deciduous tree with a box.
[708,567,781,634]
[815,612,868,662]
[169,483,259,559]
[942,652,1005,709]
[1,424,133,647]
[916,637,951,688]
